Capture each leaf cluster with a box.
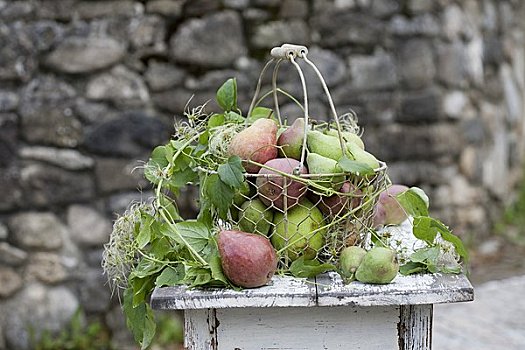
[395,188,469,275]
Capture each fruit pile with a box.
[103,75,468,349]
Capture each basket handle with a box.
[247,44,349,170]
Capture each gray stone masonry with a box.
[0,0,524,348]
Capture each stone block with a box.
[183,0,220,17]
[146,0,183,17]
[45,36,125,74]
[388,14,440,36]
[349,52,398,90]
[8,212,65,250]
[397,39,435,88]
[77,268,111,313]
[107,191,154,215]
[83,111,169,157]
[437,41,468,88]
[399,88,443,123]
[20,163,95,206]
[86,65,149,105]
[0,1,35,20]
[279,0,309,18]
[129,15,166,49]
[370,0,399,18]
[73,1,140,20]
[68,205,112,247]
[26,252,68,284]
[0,23,36,81]
[334,89,398,126]
[0,266,23,298]
[312,10,383,47]
[0,243,28,266]
[0,166,22,211]
[170,11,245,67]
[0,223,7,240]
[0,90,19,112]
[19,146,94,170]
[145,61,185,91]
[387,161,451,186]
[3,284,79,350]
[0,113,18,167]
[95,157,148,193]
[365,123,463,161]
[251,20,310,49]
[152,88,218,114]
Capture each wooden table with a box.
[151,272,473,349]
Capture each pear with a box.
[218,230,278,288]
[277,118,305,160]
[306,153,345,193]
[231,180,252,220]
[373,185,409,227]
[326,129,365,150]
[238,199,273,236]
[306,130,345,161]
[271,199,326,261]
[347,142,379,169]
[355,247,399,284]
[339,246,367,282]
[314,182,362,217]
[229,118,278,173]
[256,158,308,210]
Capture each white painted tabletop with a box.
[151,272,474,310]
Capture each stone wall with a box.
[0,0,524,348]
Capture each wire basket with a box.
[214,44,389,267]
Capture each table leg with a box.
[398,304,433,350]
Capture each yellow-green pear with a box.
[355,247,399,284]
[347,142,379,169]
[238,199,273,236]
[339,246,367,281]
[306,130,345,161]
[306,153,345,191]
[271,199,326,261]
[326,129,365,150]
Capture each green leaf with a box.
[172,221,211,253]
[204,174,235,219]
[209,255,229,285]
[218,156,244,189]
[216,78,237,112]
[208,113,225,128]
[141,305,156,350]
[123,288,146,345]
[168,167,198,189]
[412,216,437,244]
[185,267,213,287]
[396,189,429,217]
[150,146,170,168]
[136,213,154,249]
[289,257,335,278]
[155,265,185,287]
[149,237,172,260]
[248,107,273,123]
[409,186,429,208]
[338,157,375,176]
[410,246,440,263]
[131,259,165,279]
[431,219,469,263]
[225,111,244,123]
[399,262,427,275]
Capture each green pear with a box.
[278,118,305,160]
[355,247,399,284]
[339,246,367,282]
[347,142,379,169]
[231,181,252,220]
[306,153,345,191]
[326,129,365,150]
[238,199,274,236]
[271,199,326,261]
[306,130,345,161]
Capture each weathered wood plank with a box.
[315,272,474,307]
[184,309,218,350]
[398,304,433,350]
[214,306,400,349]
[151,275,316,310]
[151,273,473,310]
